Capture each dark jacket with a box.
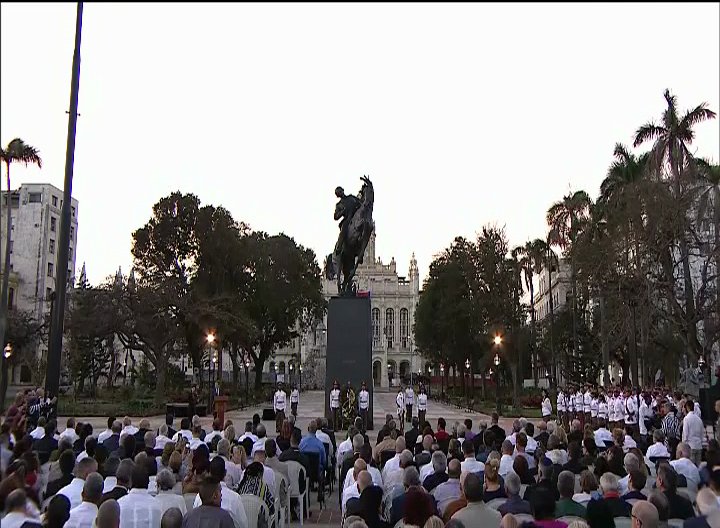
[404,428,420,451]
[664,491,695,520]
[534,431,550,449]
[102,434,121,455]
[422,471,449,493]
[524,478,559,502]
[498,495,532,517]
[589,495,631,518]
[684,517,713,528]
[489,425,506,447]
[45,474,73,498]
[567,431,583,445]
[414,451,431,468]
[621,490,647,501]
[33,435,58,464]
[99,486,128,505]
[562,459,588,475]
[278,447,311,493]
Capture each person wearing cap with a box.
[273,383,287,434]
[330,381,341,431]
[290,384,300,418]
[417,386,428,428]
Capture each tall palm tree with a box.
[514,238,548,385]
[634,89,716,360]
[0,139,42,408]
[542,239,559,385]
[546,190,591,379]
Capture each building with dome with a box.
[269,231,422,389]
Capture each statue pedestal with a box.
[325,296,374,430]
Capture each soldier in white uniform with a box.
[583,386,592,427]
[396,387,405,434]
[358,381,370,431]
[557,388,567,429]
[614,390,626,432]
[417,386,428,427]
[404,385,415,423]
[274,383,287,433]
[290,384,300,417]
[330,380,341,431]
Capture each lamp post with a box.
[465,357,471,407]
[299,364,303,391]
[440,363,445,399]
[427,364,432,396]
[289,362,294,386]
[206,332,216,410]
[494,352,501,415]
[244,357,250,402]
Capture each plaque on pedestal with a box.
[325,296,373,430]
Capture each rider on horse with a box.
[333,186,361,260]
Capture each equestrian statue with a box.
[324,176,375,296]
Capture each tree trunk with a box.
[480,366,486,399]
[511,362,520,410]
[571,257,579,378]
[0,162,11,412]
[106,340,117,389]
[548,264,556,386]
[600,292,610,386]
[154,353,167,404]
[629,304,639,387]
[530,282,538,387]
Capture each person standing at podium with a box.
[405,384,415,423]
[274,383,287,433]
[330,381,341,431]
[358,381,370,431]
[290,384,300,418]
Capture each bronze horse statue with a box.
[325,176,375,296]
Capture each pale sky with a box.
[2,2,719,287]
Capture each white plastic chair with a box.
[286,461,307,526]
[239,493,270,528]
[183,493,198,513]
[514,514,534,523]
[519,484,528,498]
[626,498,641,506]
[614,517,632,528]
[667,520,685,528]
[274,473,289,528]
[486,498,507,510]
[558,516,584,525]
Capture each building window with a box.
[71,206,75,217]
[50,217,57,232]
[28,192,42,203]
[400,308,409,349]
[49,239,55,254]
[52,196,58,207]
[47,262,54,277]
[385,308,395,348]
[372,308,380,348]
[70,226,75,238]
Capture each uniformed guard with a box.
[330,380,341,431]
[273,383,287,433]
[358,381,370,431]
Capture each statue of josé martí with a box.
[324,176,375,296]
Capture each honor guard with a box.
[274,383,287,433]
[330,381,341,431]
[358,381,370,431]
[417,386,428,426]
[290,384,300,417]
[404,384,415,423]
[396,387,405,434]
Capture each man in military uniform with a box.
[333,186,361,260]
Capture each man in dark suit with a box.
[102,420,122,456]
[163,413,177,439]
[405,417,420,454]
[133,419,151,454]
[414,435,433,468]
[45,449,75,497]
[620,469,647,501]
[562,442,588,475]
[33,420,59,465]
[657,464,695,520]
[488,413,506,450]
[391,473,439,525]
[524,458,559,502]
[99,458,133,505]
[422,452,449,493]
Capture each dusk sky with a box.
[2,3,718,286]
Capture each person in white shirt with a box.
[121,417,139,437]
[404,385,415,423]
[171,418,192,443]
[694,400,702,419]
[614,392,625,431]
[682,400,705,466]
[60,418,79,445]
[342,461,369,514]
[330,381,341,432]
[98,417,116,444]
[155,424,172,451]
[541,389,552,423]
[215,439,243,488]
[194,458,248,528]
[499,440,515,478]
[65,472,104,528]
[583,387,592,426]
[575,389,584,424]
[607,393,616,428]
[460,441,484,474]
[594,418,614,448]
[417,386,428,427]
[336,429,355,467]
[290,384,300,417]
[396,388,405,433]
[153,470,188,516]
[590,395,599,424]
[646,429,671,460]
[384,450,412,491]
[117,466,162,528]
[671,442,701,491]
[273,383,287,434]
[381,437,406,481]
[638,394,653,442]
[59,458,99,509]
[29,417,46,440]
[598,394,609,422]
[188,426,205,451]
[557,389,567,429]
[97,500,121,528]
[251,446,276,490]
[358,381,370,431]
[238,422,258,445]
[2,489,40,528]
[315,420,334,458]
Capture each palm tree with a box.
[542,239,559,385]
[0,139,42,408]
[546,190,591,380]
[514,238,548,385]
[634,89,716,360]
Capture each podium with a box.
[214,396,229,425]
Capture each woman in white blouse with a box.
[541,389,553,422]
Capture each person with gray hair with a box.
[388,466,423,525]
[160,507,183,528]
[647,490,669,523]
[154,469,187,516]
[423,450,449,492]
[695,487,720,526]
[555,470,586,518]
[2,489,36,527]
[595,472,631,518]
[64,472,104,527]
[618,453,640,495]
[144,430,157,454]
[670,441,701,491]
[432,459,462,517]
[451,473,501,525]
[498,471,531,517]
[384,449,414,491]
[96,499,120,528]
[216,438,242,488]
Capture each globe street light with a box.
[494,352,501,415]
[440,363,445,398]
[3,344,12,359]
[244,357,251,402]
[494,335,502,346]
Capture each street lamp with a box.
[440,363,445,398]
[494,353,501,415]
[244,357,251,402]
[494,335,502,346]
[207,333,217,409]
[299,364,303,391]
[3,344,12,359]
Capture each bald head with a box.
[395,436,406,454]
[448,459,461,479]
[96,499,120,528]
[160,507,183,528]
[357,470,372,492]
[352,458,367,479]
[422,434,433,451]
[632,500,659,528]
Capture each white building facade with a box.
[1,183,79,383]
[270,231,422,389]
